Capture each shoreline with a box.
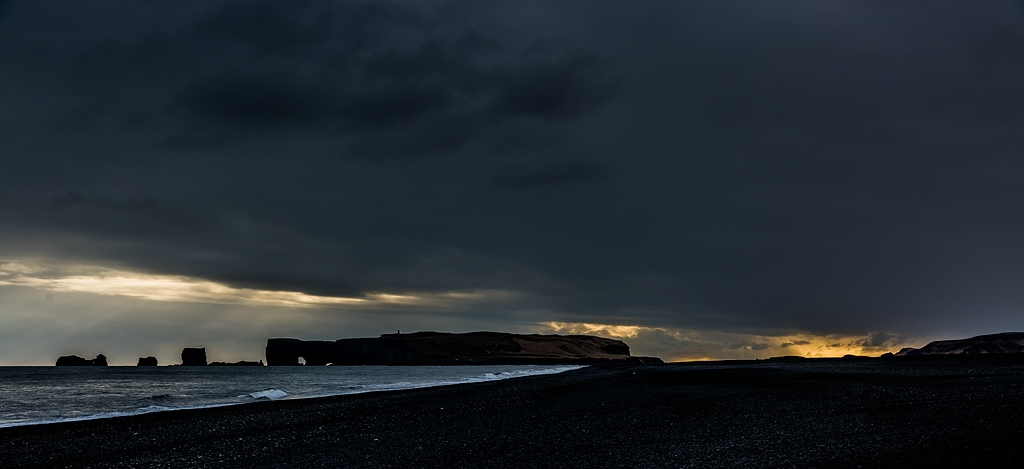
[0,364,584,430]
[3,358,1024,467]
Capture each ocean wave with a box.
[140,393,177,404]
[242,389,289,400]
[0,365,585,428]
[0,403,229,429]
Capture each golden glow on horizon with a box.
[0,259,916,361]
[0,260,502,309]
[541,321,907,360]
[543,321,645,338]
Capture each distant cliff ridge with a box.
[895,332,1024,356]
[266,332,662,366]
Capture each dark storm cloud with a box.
[2,0,1024,345]
[486,160,608,191]
[164,45,615,156]
[485,51,620,119]
[858,332,910,350]
[46,0,618,159]
[194,1,336,53]
[861,332,893,348]
[48,191,157,212]
[780,340,812,348]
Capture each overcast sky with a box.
[2,1,1023,364]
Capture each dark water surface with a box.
[0,365,581,427]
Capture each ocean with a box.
[0,365,582,428]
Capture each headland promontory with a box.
[266,331,663,365]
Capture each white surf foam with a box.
[345,366,585,394]
[243,389,289,400]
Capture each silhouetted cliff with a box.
[895,332,1024,356]
[265,331,662,366]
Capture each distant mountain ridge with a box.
[895,332,1024,356]
[265,331,663,365]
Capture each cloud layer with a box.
[1,1,1024,363]
[0,260,504,309]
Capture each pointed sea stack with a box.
[180,348,207,366]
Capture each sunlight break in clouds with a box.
[543,321,645,338]
[542,321,913,361]
[0,260,501,309]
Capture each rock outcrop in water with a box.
[895,332,1024,355]
[180,348,207,366]
[265,331,663,366]
[137,356,158,366]
[55,354,107,366]
[209,360,264,366]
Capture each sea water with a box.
[0,365,582,427]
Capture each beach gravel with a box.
[2,359,1024,468]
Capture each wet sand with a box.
[2,358,1024,468]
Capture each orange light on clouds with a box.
[541,321,912,361]
[543,321,645,338]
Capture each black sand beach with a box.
[3,358,1024,468]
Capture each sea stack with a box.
[180,348,207,366]
[137,356,158,366]
[55,354,107,366]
